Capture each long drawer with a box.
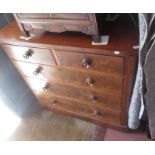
[54,50,124,76]
[17,13,89,20]
[25,76,122,111]
[33,90,121,125]
[14,61,122,95]
[1,45,56,65]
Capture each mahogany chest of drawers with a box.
[0,17,138,130]
[14,13,105,42]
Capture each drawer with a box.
[25,77,122,111]
[34,91,121,125]
[55,50,124,76]
[17,13,89,20]
[15,61,122,95]
[1,45,56,65]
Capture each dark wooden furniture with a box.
[14,13,104,42]
[0,16,138,130]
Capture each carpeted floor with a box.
[7,108,149,141]
[91,124,150,141]
[8,110,96,141]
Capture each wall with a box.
[0,14,40,117]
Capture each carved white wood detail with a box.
[41,25,66,33]
[81,25,93,35]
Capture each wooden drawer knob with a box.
[42,83,50,91]
[51,98,57,106]
[33,66,43,76]
[81,58,91,68]
[85,77,94,86]
[92,110,98,115]
[89,95,97,102]
[23,49,33,59]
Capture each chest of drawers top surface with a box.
[0,15,138,55]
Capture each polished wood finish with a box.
[0,21,138,53]
[1,44,56,65]
[0,15,138,130]
[55,50,124,76]
[33,90,121,126]
[14,13,102,42]
[13,60,123,95]
[24,76,122,111]
[121,56,138,125]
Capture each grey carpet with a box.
[8,110,96,141]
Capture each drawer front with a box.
[34,91,121,125]
[25,77,122,111]
[15,61,122,95]
[2,45,56,65]
[55,50,124,76]
[17,13,89,20]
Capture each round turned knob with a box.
[89,95,97,102]
[85,77,94,86]
[51,98,57,106]
[33,66,43,76]
[81,58,91,68]
[42,83,50,91]
[92,110,98,115]
[23,49,33,59]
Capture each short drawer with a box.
[1,45,56,65]
[14,61,122,95]
[34,91,121,125]
[25,77,122,111]
[17,13,89,20]
[55,50,124,76]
